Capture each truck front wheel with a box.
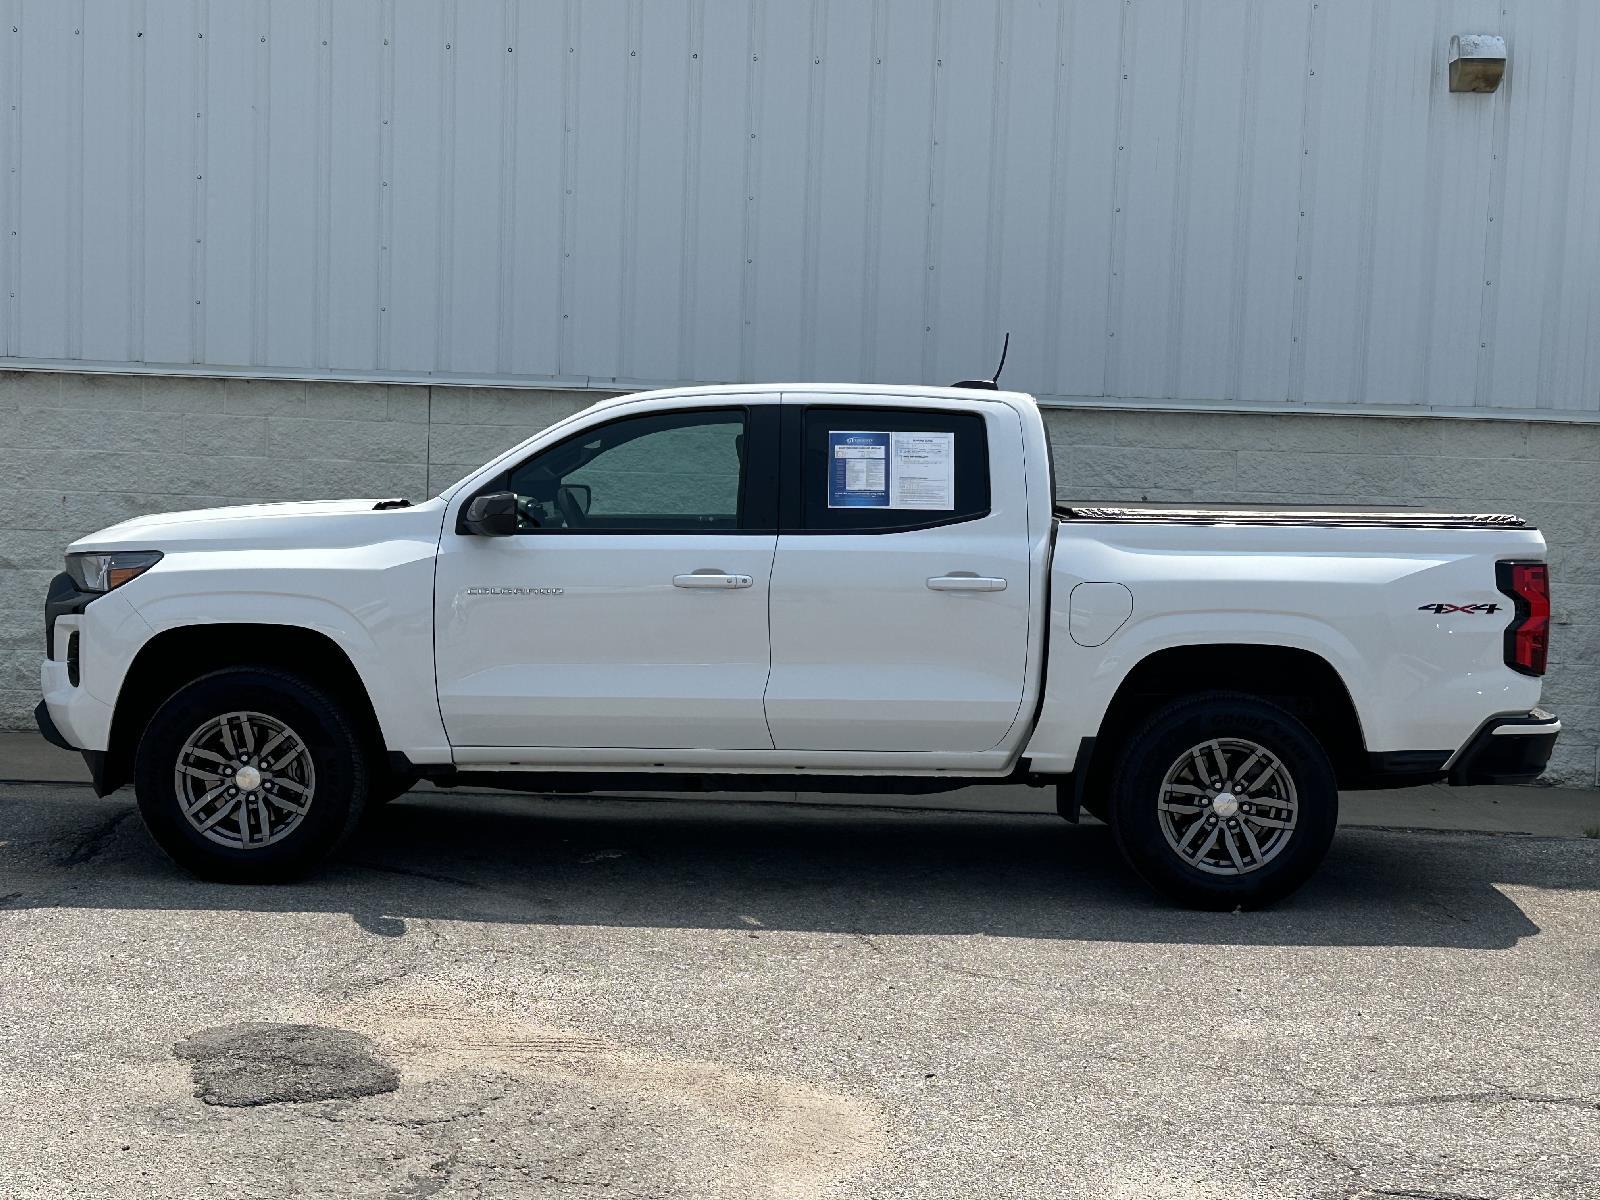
[1106,693,1338,910]
[133,668,370,882]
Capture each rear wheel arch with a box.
[1073,643,1368,815]
[102,624,387,796]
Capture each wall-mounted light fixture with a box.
[1450,34,1506,92]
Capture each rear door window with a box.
[794,406,991,533]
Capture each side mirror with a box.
[462,491,519,537]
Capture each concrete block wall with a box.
[0,371,593,742]
[3,371,1595,786]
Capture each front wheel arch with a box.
[103,624,386,797]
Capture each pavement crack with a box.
[1261,1088,1600,1112]
[1423,898,1474,926]
[350,860,485,890]
[365,1099,499,1129]
[316,918,448,1002]
[317,956,415,1002]
[58,810,130,866]
[927,956,1036,989]
[850,931,888,959]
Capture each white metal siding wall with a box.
[1,0,1596,415]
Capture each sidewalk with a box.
[3,732,1597,839]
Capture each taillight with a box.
[1496,561,1550,676]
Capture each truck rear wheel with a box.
[133,668,369,883]
[1105,693,1337,910]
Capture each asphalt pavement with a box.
[1,780,1597,1199]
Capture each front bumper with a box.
[32,698,111,792]
[37,570,158,796]
[33,698,74,750]
[1446,708,1561,786]
[38,572,151,757]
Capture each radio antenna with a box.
[950,332,1011,391]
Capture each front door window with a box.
[506,409,747,532]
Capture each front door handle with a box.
[927,574,1007,592]
[673,571,753,589]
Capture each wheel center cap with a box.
[234,765,263,792]
[1211,791,1240,818]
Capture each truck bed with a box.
[1057,505,1529,529]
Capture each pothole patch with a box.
[175,1022,400,1107]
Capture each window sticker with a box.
[889,431,955,509]
[828,432,889,507]
[827,430,955,510]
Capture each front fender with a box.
[121,552,451,763]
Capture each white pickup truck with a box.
[36,384,1558,907]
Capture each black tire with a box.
[133,668,370,883]
[1105,692,1338,910]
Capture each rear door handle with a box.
[927,574,1008,592]
[673,571,753,589]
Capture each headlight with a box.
[65,550,164,593]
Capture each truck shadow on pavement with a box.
[6,784,1594,951]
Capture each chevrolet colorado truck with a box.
[35,384,1558,907]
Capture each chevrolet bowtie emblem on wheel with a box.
[465,586,564,596]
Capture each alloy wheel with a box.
[1156,737,1298,876]
[173,711,317,849]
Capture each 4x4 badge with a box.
[1418,602,1500,614]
